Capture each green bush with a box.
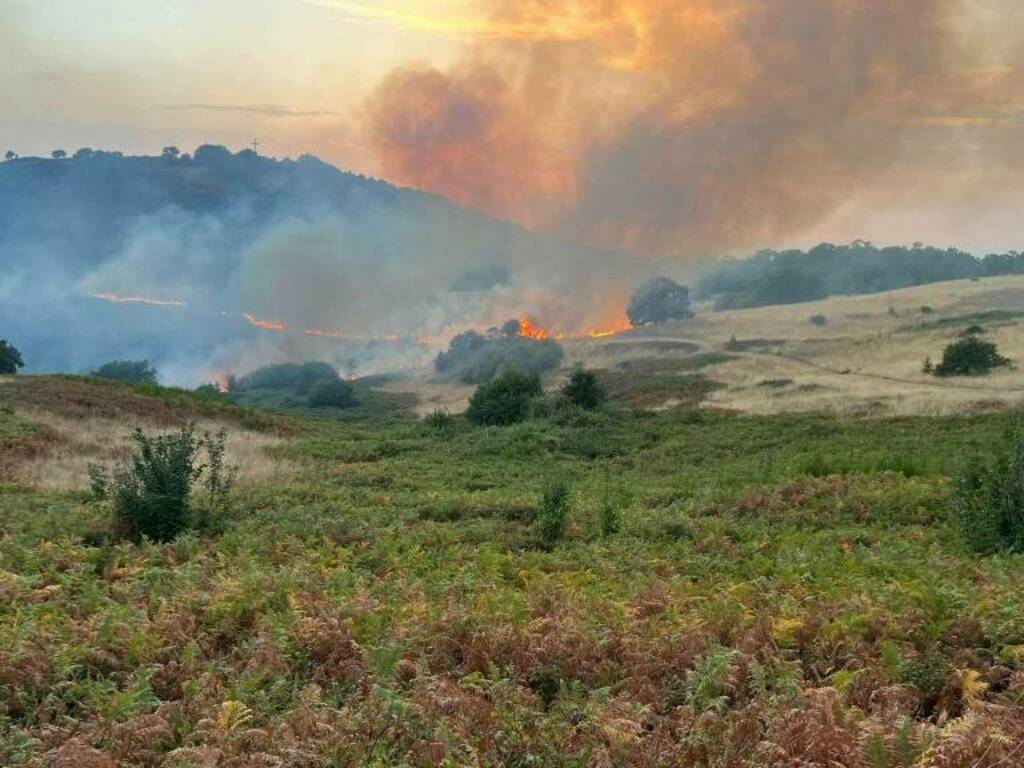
[599,474,620,537]
[423,408,455,432]
[91,359,158,384]
[235,361,338,394]
[537,478,571,545]
[435,329,563,384]
[560,365,607,410]
[951,438,1024,554]
[933,336,1010,377]
[0,339,24,374]
[808,314,827,327]
[89,425,234,542]
[466,370,542,426]
[308,378,357,408]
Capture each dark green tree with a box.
[466,369,542,426]
[308,378,357,408]
[91,359,158,384]
[933,337,1010,377]
[0,339,24,374]
[561,365,606,410]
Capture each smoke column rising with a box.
[363,0,1024,258]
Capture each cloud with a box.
[163,103,341,118]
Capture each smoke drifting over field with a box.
[364,0,1024,257]
[0,151,630,385]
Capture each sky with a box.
[3,0,1024,258]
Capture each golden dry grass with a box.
[8,408,295,492]
[575,275,1024,416]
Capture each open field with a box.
[570,275,1024,417]
[3,370,1024,766]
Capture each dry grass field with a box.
[572,275,1024,417]
[0,376,295,491]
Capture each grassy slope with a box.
[572,274,1024,417]
[2,377,1024,765]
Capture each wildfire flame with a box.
[90,292,187,308]
[242,313,288,332]
[518,317,563,340]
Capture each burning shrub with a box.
[466,369,542,426]
[560,365,606,410]
[90,359,158,385]
[436,327,563,384]
[627,277,692,326]
[932,336,1010,377]
[308,378,357,409]
[234,361,339,394]
[89,425,235,542]
[0,339,24,374]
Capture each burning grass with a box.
[3,374,1024,765]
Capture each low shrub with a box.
[423,408,455,432]
[435,323,564,384]
[89,425,235,542]
[235,361,338,394]
[933,336,1010,377]
[466,370,543,426]
[809,314,827,327]
[951,437,1024,554]
[599,475,621,537]
[308,378,357,408]
[91,359,158,384]
[537,477,572,545]
[560,365,607,410]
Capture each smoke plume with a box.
[363,0,1024,257]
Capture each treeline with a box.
[695,241,1024,311]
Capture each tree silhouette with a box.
[51,149,67,159]
[4,150,17,161]
[0,340,24,374]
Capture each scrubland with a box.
[3,355,1024,766]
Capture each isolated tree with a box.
[91,359,158,384]
[627,277,692,326]
[4,150,16,161]
[466,369,542,426]
[0,340,25,374]
[51,149,67,159]
[73,148,95,160]
[162,146,181,159]
[561,365,606,410]
[933,337,1010,377]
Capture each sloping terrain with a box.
[571,275,1024,416]
[2,369,1024,766]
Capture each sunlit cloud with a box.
[298,0,611,41]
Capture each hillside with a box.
[3,365,1024,765]
[0,149,615,382]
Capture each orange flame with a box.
[242,313,288,332]
[518,317,563,340]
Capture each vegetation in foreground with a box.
[2,374,1024,766]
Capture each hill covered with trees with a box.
[696,241,1024,310]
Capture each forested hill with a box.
[695,241,1024,311]
[0,146,607,379]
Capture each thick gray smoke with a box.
[0,149,630,386]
